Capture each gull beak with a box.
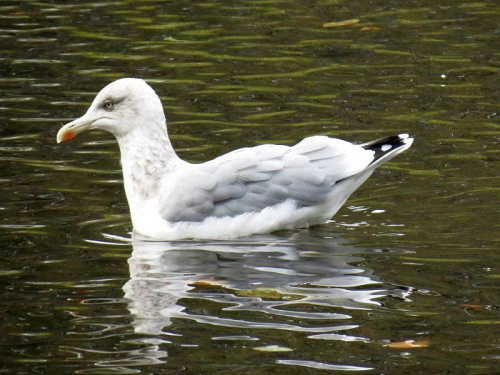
[56,114,93,143]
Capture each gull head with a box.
[57,78,165,143]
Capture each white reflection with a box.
[123,232,393,336]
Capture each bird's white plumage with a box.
[57,78,413,240]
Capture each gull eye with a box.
[103,101,114,111]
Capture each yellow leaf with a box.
[253,345,293,352]
[323,19,360,28]
[460,304,487,310]
[387,340,430,349]
[191,279,224,287]
[235,288,303,301]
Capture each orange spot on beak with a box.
[62,130,75,141]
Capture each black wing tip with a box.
[362,133,413,149]
[362,133,413,162]
[397,133,413,146]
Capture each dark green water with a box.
[1,0,499,373]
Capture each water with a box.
[0,0,499,373]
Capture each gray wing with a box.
[159,136,374,222]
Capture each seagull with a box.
[57,78,413,240]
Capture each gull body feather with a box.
[57,78,413,240]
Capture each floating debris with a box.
[323,19,360,28]
[387,340,430,349]
[235,288,303,301]
[253,345,293,353]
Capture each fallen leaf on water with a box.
[253,345,293,353]
[387,340,430,349]
[300,251,321,255]
[236,288,303,301]
[460,304,487,310]
[191,279,224,287]
[323,19,360,28]
[361,26,381,31]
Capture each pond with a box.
[0,0,498,373]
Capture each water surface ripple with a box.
[0,0,498,373]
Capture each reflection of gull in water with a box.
[122,232,406,336]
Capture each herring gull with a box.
[57,78,413,240]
